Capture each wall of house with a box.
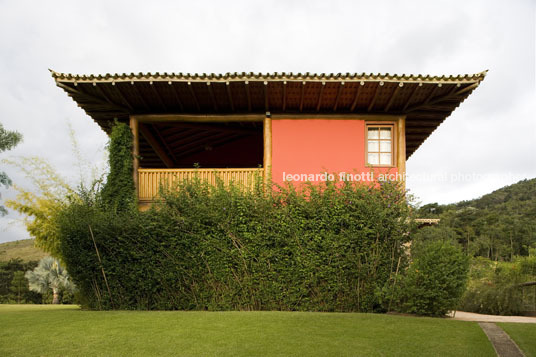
[271,119,399,186]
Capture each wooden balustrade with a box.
[138,168,264,201]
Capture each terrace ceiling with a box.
[51,70,487,158]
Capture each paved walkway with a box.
[451,311,536,323]
[479,322,525,357]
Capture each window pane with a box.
[380,140,391,152]
[380,128,391,139]
[368,153,379,165]
[368,128,379,139]
[368,140,379,152]
[380,153,392,165]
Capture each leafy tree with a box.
[25,257,74,304]
[9,271,28,304]
[0,123,23,215]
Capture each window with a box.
[366,125,394,166]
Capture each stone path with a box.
[452,311,536,324]
[479,322,525,357]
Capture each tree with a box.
[25,257,74,304]
[0,123,23,215]
[9,271,28,304]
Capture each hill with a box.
[417,178,536,260]
[0,239,48,262]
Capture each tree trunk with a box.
[52,287,60,304]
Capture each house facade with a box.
[52,71,486,207]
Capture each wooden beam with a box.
[206,82,218,112]
[225,82,235,111]
[153,125,178,163]
[282,81,287,112]
[316,82,326,112]
[405,83,459,112]
[452,82,479,96]
[333,82,344,111]
[367,81,383,112]
[149,82,168,111]
[158,122,260,135]
[263,81,269,112]
[350,82,364,112]
[130,116,139,196]
[384,82,403,112]
[299,81,306,112]
[422,83,442,106]
[402,83,422,111]
[244,81,252,112]
[130,82,150,111]
[56,82,127,112]
[172,132,232,156]
[168,82,184,112]
[112,82,135,111]
[263,115,272,183]
[187,82,201,112]
[139,124,174,168]
[133,114,264,123]
[93,82,129,110]
[174,134,243,160]
[271,113,401,120]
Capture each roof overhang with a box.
[51,70,486,158]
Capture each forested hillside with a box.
[417,178,536,260]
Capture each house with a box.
[52,70,486,208]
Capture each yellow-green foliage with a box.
[4,157,75,258]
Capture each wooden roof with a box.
[51,70,487,158]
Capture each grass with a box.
[0,305,495,357]
[0,239,47,262]
[498,322,536,356]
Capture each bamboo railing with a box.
[138,168,264,201]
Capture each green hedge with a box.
[57,178,412,311]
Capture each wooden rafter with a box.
[92,82,129,110]
[263,81,269,112]
[384,82,403,112]
[152,125,178,163]
[56,82,127,112]
[187,82,201,112]
[299,82,306,112]
[244,81,252,112]
[206,82,218,112]
[282,81,287,112]
[112,83,135,111]
[168,82,184,112]
[402,83,422,111]
[225,82,235,111]
[350,82,364,112]
[149,82,168,111]
[333,82,344,111]
[139,124,174,168]
[130,83,150,111]
[367,82,383,112]
[175,134,243,160]
[316,82,326,112]
[172,131,232,155]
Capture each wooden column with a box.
[397,116,406,189]
[130,116,140,196]
[263,114,272,184]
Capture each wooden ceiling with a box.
[52,70,487,158]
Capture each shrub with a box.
[460,256,536,315]
[57,178,413,311]
[397,240,469,317]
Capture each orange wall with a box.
[271,119,398,186]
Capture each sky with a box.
[0,0,535,243]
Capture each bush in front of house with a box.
[57,175,414,312]
[396,239,470,317]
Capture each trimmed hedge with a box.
[57,178,413,311]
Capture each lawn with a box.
[498,322,536,357]
[0,305,495,357]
